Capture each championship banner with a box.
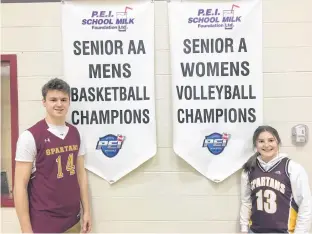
[61,1,156,184]
[168,0,263,182]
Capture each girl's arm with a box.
[240,170,252,233]
[289,161,312,233]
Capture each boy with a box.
[14,78,91,233]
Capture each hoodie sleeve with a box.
[288,160,312,233]
[240,170,252,232]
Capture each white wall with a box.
[1,0,312,232]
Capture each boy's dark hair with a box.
[242,125,282,172]
[42,78,70,100]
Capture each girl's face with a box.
[256,131,279,161]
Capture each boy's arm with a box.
[77,155,91,233]
[76,129,91,233]
[14,130,37,233]
[13,161,33,233]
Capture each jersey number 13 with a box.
[256,189,277,214]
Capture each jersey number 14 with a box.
[56,153,76,179]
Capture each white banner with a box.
[62,1,156,184]
[168,0,263,182]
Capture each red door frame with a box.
[1,54,18,207]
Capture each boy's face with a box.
[43,90,70,120]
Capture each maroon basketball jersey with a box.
[248,157,298,233]
[27,119,81,233]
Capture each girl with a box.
[240,125,312,233]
